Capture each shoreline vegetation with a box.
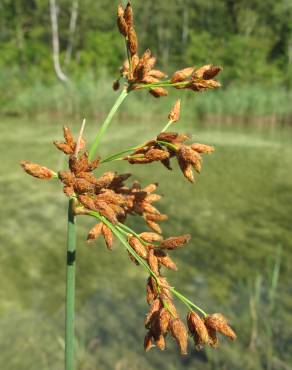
[2,75,291,125]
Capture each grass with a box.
[1,73,292,124]
[0,114,292,370]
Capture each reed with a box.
[20,3,237,368]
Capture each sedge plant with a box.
[21,3,236,369]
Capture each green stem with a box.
[170,288,207,317]
[65,199,76,370]
[101,145,140,163]
[88,88,129,160]
[135,81,188,90]
[161,120,173,133]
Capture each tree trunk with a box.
[49,0,68,82]
[65,0,78,67]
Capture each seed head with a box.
[146,276,157,304]
[145,148,170,161]
[145,298,161,327]
[148,69,168,79]
[168,99,181,123]
[154,250,178,271]
[144,331,154,352]
[140,232,163,243]
[158,308,171,334]
[101,223,113,250]
[169,318,188,355]
[148,249,160,276]
[124,2,134,28]
[117,4,128,36]
[159,234,191,250]
[127,27,138,56]
[20,160,55,180]
[191,143,215,154]
[187,311,210,349]
[149,87,168,98]
[171,67,194,83]
[193,64,222,80]
[204,314,236,341]
[87,223,103,242]
[128,236,148,259]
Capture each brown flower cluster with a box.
[116,3,168,97]
[171,64,222,92]
[115,3,222,98]
[20,126,236,354]
[139,235,236,353]
[124,101,214,182]
[187,312,236,350]
[21,126,177,246]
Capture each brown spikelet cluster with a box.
[114,3,222,98]
[171,65,222,91]
[124,103,214,182]
[115,2,168,97]
[187,312,236,350]
[21,126,187,252]
[20,160,55,179]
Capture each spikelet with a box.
[145,148,170,161]
[148,69,168,79]
[154,250,178,271]
[149,87,168,98]
[171,67,194,83]
[144,331,155,352]
[169,318,188,355]
[127,27,138,56]
[146,276,157,304]
[187,311,210,349]
[20,161,54,180]
[145,298,161,327]
[168,99,181,123]
[159,234,191,250]
[158,308,171,334]
[94,171,116,189]
[146,219,162,234]
[178,158,194,183]
[140,232,163,243]
[101,223,113,250]
[87,223,103,242]
[204,314,236,341]
[193,64,222,80]
[128,236,148,259]
[74,178,95,194]
[117,4,128,36]
[58,171,74,186]
[124,2,133,28]
[148,249,160,276]
[191,143,215,154]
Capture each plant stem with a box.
[161,120,173,133]
[88,88,129,160]
[100,145,140,163]
[65,199,76,370]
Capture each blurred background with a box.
[0,0,292,369]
